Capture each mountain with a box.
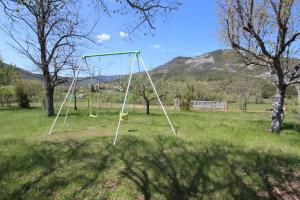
[12,67,120,85]
[75,75,121,86]
[13,49,271,83]
[151,49,270,80]
[14,67,43,81]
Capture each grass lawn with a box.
[0,106,299,199]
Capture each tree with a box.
[0,57,20,106]
[262,81,276,99]
[13,80,42,108]
[0,86,14,106]
[0,58,20,86]
[297,86,300,104]
[104,0,181,33]
[71,65,78,110]
[89,84,96,93]
[175,81,195,111]
[0,0,90,116]
[218,0,300,132]
[131,76,167,115]
[15,81,30,108]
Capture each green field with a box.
[0,106,299,199]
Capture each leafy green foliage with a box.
[286,85,298,98]
[14,82,30,108]
[0,86,15,106]
[13,80,41,108]
[0,59,21,106]
[261,81,275,99]
[89,84,96,93]
[173,81,195,111]
[0,62,20,86]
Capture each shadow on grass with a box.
[248,118,300,134]
[283,122,300,133]
[115,136,299,200]
[0,106,41,111]
[0,138,115,199]
[0,136,299,199]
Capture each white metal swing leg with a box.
[139,57,177,136]
[63,74,79,125]
[113,56,137,145]
[48,61,82,135]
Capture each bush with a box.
[261,82,275,99]
[286,85,298,99]
[89,84,96,93]
[0,65,20,86]
[15,82,30,108]
[0,86,15,106]
[178,82,195,111]
[25,80,43,102]
[39,90,46,109]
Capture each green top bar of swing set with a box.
[80,50,140,59]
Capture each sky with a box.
[0,0,226,74]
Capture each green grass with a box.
[0,106,299,199]
[228,103,271,111]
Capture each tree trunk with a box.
[144,99,150,115]
[74,88,77,110]
[270,86,286,132]
[297,88,300,103]
[45,86,54,116]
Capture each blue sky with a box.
[0,0,226,73]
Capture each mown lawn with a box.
[0,107,299,199]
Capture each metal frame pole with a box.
[63,65,81,125]
[113,56,137,145]
[48,60,82,135]
[139,56,176,136]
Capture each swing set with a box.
[48,50,176,145]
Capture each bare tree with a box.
[131,76,167,115]
[96,0,181,33]
[0,0,91,116]
[218,0,300,132]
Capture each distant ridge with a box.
[11,49,271,84]
[151,49,270,80]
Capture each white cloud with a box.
[162,48,177,52]
[119,31,128,38]
[151,44,161,49]
[150,44,176,52]
[96,33,111,43]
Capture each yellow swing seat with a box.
[120,112,128,122]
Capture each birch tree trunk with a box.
[297,88,300,104]
[270,86,286,132]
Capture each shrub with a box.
[15,82,30,108]
[25,80,43,102]
[0,86,15,106]
[39,90,46,109]
[0,65,20,86]
[89,84,96,93]
[178,82,195,111]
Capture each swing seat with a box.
[120,112,128,122]
[89,114,98,118]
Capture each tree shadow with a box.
[0,138,115,199]
[0,136,299,199]
[115,136,299,200]
[283,122,300,133]
[0,106,40,111]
